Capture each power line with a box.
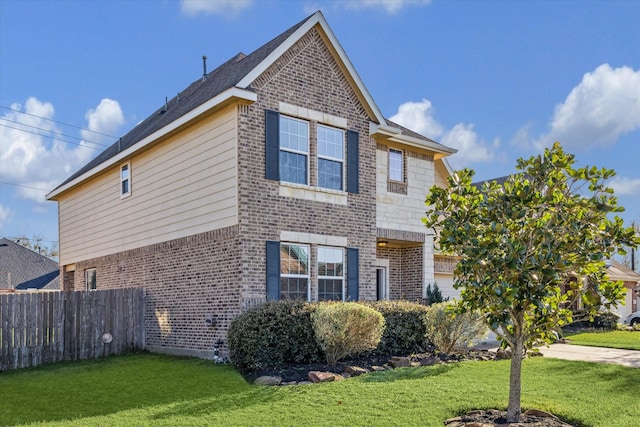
[0,104,119,139]
[5,236,59,246]
[0,117,111,148]
[0,181,52,192]
[0,123,105,151]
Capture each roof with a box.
[608,260,640,283]
[49,14,309,195]
[0,238,60,290]
[47,11,455,200]
[472,175,512,188]
[384,119,456,154]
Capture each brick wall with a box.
[66,226,241,357]
[237,26,377,302]
[377,245,424,302]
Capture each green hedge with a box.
[361,300,432,355]
[227,300,322,372]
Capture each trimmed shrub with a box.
[569,309,621,330]
[361,300,432,355]
[311,302,385,364]
[227,300,322,372]
[423,301,488,353]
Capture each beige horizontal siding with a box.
[58,106,238,264]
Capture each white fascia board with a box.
[439,158,455,176]
[46,87,257,200]
[370,122,457,156]
[236,11,387,125]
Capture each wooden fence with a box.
[0,288,145,371]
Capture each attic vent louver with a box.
[202,55,208,81]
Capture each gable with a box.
[251,25,371,122]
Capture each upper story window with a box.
[389,149,404,182]
[317,125,344,191]
[280,243,310,301]
[279,116,309,185]
[265,108,359,194]
[318,246,344,301]
[120,162,131,198]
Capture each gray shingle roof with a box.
[0,238,60,290]
[385,118,455,152]
[52,14,311,191]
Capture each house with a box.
[607,260,640,319]
[46,11,457,358]
[0,238,60,291]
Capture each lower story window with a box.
[85,268,96,291]
[280,243,310,300]
[318,247,344,301]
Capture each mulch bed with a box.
[243,349,495,384]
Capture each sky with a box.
[1,0,639,255]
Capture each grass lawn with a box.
[1,352,638,427]
[564,330,640,351]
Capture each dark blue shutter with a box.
[347,130,359,193]
[266,241,281,300]
[265,110,280,180]
[347,248,359,301]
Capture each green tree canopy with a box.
[423,142,639,422]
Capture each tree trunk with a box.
[507,338,524,422]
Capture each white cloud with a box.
[441,124,500,168]
[82,99,124,144]
[0,97,124,204]
[344,0,431,14]
[390,98,500,168]
[181,0,253,17]
[609,177,640,196]
[0,204,13,232]
[535,64,640,150]
[389,99,443,139]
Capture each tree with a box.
[11,235,59,260]
[423,142,639,422]
[620,221,639,272]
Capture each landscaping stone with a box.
[495,348,512,360]
[388,356,411,368]
[370,365,387,372]
[522,409,558,420]
[344,366,369,376]
[419,356,443,366]
[254,375,282,386]
[308,371,345,383]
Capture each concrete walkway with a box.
[537,343,640,368]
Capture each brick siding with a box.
[65,226,240,356]
[237,26,377,303]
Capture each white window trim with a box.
[120,161,131,199]
[279,116,310,186]
[85,268,96,291]
[318,246,345,301]
[376,259,390,301]
[389,148,404,182]
[317,124,345,191]
[280,243,311,301]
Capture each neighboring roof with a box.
[608,260,640,283]
[48,11,409,200]
[0,238,60,290]
[472,175,512,188]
